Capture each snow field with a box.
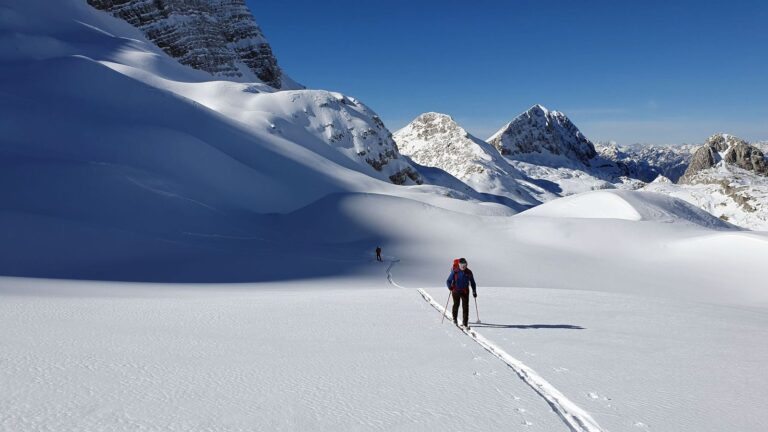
[0,279,570,432]
[418,286,768,432]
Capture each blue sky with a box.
[247,0,768,145]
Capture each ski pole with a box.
[474,296,481,323]
[441,291,451,324]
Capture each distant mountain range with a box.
[394,107,768,229]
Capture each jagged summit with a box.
[487,104,597,167]
[679,133,768,184]
[529,104,550,115]
[87,0,298,89]
[395,112,514,181]
[394,112,539,205]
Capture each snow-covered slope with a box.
[3,3,768,431]
[0,0,490,280]
[107,63,424,185]
[3,188,768,429]
[644,164,768,230]
[394,112,540,205]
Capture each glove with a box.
[473,291,477,298]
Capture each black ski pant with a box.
[451,289,469,325]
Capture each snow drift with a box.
[519,189,734,229]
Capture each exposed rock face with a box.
[679,134,767,184]
[683,146,721,182]
[87,0,287,88]
[707,133,737,152]
[724,143,768,174]
[488,104,597,167]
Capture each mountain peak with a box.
[402,112,465,141]
[705,133,747,151]
[487,106,597,167]
[412,112,459,127]
[394,113,539,205]
[395,112,479,155]
[527,104,550,116]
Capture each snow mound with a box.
[519,190,734,229]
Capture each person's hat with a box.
[458,258,467,264]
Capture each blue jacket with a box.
[446,269,477,293]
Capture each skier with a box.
[375,246,382,262]
[446,258,477,328]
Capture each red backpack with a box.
[451,258,461,289]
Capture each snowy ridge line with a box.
[385,260,605,432]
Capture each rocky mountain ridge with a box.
[487,104,598,167]
[393,112,539,204]
[87,0,293,88]
[84,0,423,185]
[679,134,768,184]
[75,1,768,228]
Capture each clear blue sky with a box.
[246,0,768,145]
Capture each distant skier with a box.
[375,246,382,262]
[446,258,477,328]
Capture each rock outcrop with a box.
[723,142,768,174]
[87,0,289,88]
[679,134,768,183]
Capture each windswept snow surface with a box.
[2,246,767,431]
[0,278,569,432]
[414,286,604,432]
[417,283,768,432]
[3,1,768,431]
[3,189,768,430]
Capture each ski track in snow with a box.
[386,260,605,432]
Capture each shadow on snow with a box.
[472,323,584,330]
